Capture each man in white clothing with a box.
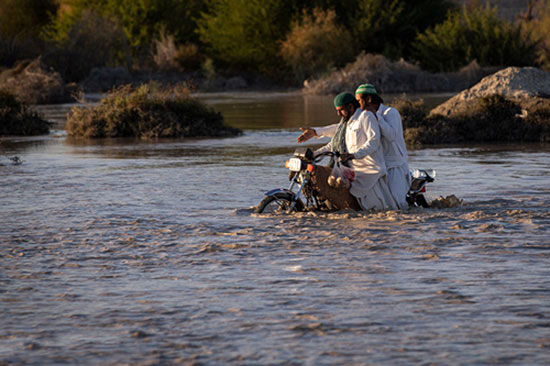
[298,92,397,211]
[298,84,410,209]
[355,84,410,209]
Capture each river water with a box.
[1,93,549,365]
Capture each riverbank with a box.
[392,67,550,145]
[0,54,500,105]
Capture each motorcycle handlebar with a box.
[313,151,336,162]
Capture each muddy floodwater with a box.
[1,93,549,365]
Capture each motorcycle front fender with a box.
[264,188,296,198]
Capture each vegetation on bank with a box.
[0,90,51,136]
[66,83,241,139]
[1,0,549,93]
[413,4,538,72]
[391,95,550,145]
[0,57,75,104]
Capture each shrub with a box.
[303,52,454,95]
[451,95,524,142]
[101,0,206,54]
[46,0,206,58]
[176,43,205,71]
[402,95,550,145]
[152,34,205,73]
[521,97,550,141]
[197,0,296,74]
[0,90,51,135]
[0,57,71,104]
[280,8,354,82]
[350,0,455,60]
[0,36,28,68]
[521,0,550,70]
[66,83,241,139]
[152,28,181,72]
[0,0,57,68]
[0,0,57,38]
[388,95,428,129]
[414,4,538,72]
[43,10,129,83]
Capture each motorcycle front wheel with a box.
[415,194,430,208]
[254,192,304,214]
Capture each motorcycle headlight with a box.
[287,158,303,172]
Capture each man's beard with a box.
[342,108,353,122]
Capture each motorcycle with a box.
[255,147,435,214]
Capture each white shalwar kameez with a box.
[376,104,410,209]
[314,109,396,211]
[315,104,410,209]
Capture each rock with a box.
[430,67,550,117]
[224,76,248,90]
[430,195,463,208]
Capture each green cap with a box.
[355,83,377,95]
[333,92,355,107]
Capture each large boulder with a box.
[430,67,550,117]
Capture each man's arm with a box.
[314,124,338,138]
[297,123,339,143]
[351,111,381,159]
[377,108,400,142]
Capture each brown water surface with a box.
[1,93,549,365]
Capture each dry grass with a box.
[0,57,71,104]
[66,83,241,139]
[152,29,181,72]
[280,8,354,83]
[302,53,495,95]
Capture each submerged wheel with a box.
[415,194,430,208]
[254,192,304,214]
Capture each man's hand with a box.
[297,127,317,143]
[340,153,355,162]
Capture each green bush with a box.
[414,4,538,72]
[0,0,57,67]
[350,0,455,60]
[66,83,241,139]
[0,90,51,135]
[0,0,57,38]
[280,8,354,82]
[101,0,205,53]
[46,0,205,61]
[197,0,297,74]
[521,0,550,70]
[43,9,129,82]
